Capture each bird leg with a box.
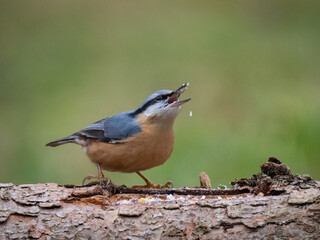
[82,163,110,186]
[132,172,173,189]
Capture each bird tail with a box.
[45,136,76,147]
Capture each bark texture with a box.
[0,159,319,239]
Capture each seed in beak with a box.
[168,94,179,104]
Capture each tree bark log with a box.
[0,159,319,239]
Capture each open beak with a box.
[168,83,191,106]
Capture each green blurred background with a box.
[1,1,319,187]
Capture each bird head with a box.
[136,83,191,120]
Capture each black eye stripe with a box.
[145,94,168,107]
[151,93,172,102]
[130,92,174,116]
[155,94,170,101]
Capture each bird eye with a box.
[155,96,162,102]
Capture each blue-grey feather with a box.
[47,89,177,146]
[101,111,142,141]
[74,110,142,143]
[69,90,173,143]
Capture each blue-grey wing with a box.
[74,111,142,143]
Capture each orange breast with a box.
[85,114,175,173]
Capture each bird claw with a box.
[161,181,173,189]
[82,174,110,186]
[82,163,111,186]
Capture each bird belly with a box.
[85,128,174,173]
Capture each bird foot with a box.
[132,181,173,189]
[82,174,110,186]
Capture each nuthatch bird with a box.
[46,83,191,188]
